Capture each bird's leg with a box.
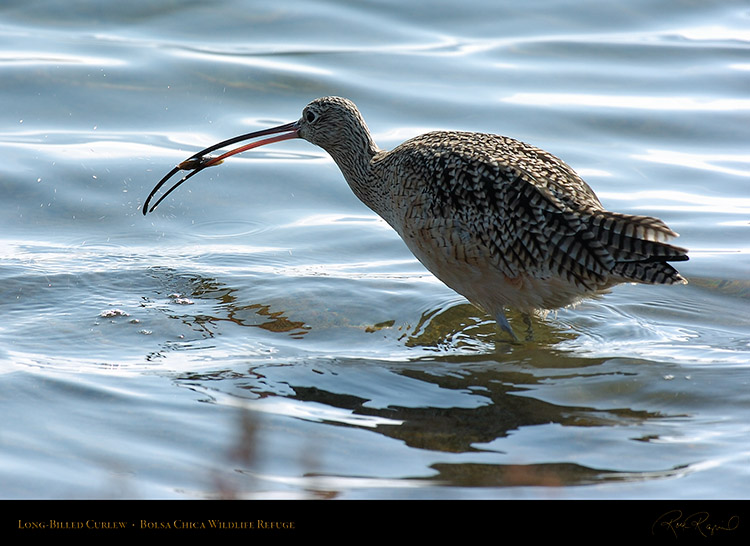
[522,313,534,341]
[494,310,518,341]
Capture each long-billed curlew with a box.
[144,96,688,338]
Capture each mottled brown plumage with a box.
[145,96,689,338]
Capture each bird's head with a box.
[142,96,376,215]
[297,96,371,152]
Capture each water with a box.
[1,0,749,500]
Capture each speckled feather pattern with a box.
[298,97,688,324]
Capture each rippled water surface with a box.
[1,1,749,499]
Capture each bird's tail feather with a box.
[587,210,688,285]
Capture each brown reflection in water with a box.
[289,358,662,456]
[197,284,310,338]
[426,462,688,488]
[284,364,676,489]
[148,270,310,339]
[156,270,683,491]
[275,300,678,489]
[400,303,579,350]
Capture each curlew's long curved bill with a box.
[143,120,300,215]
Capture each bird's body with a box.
[145,96,688,337]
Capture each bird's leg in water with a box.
[522,313,535,342]
[494,310,518,341]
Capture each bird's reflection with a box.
[147,268,684,490]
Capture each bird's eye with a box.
[306,111,316,123]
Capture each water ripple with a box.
[502,93,750,112]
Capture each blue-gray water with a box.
[1,0,749,499]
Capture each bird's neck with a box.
[324,134,387,216]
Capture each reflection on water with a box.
[148,269,699,491]
[426,462,690,488]
[143,268,593,356]
[170,275,310,337]
[165,340,697,494]
[403,304,582,349]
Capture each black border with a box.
[3,500,748,541]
